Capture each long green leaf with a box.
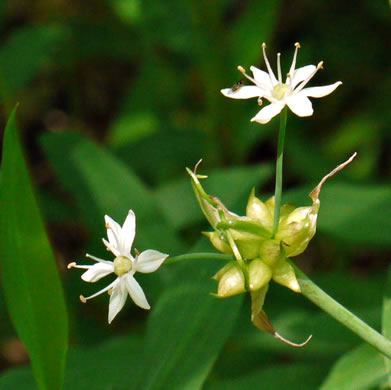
[382,264,391,386]
[132,239,243,390]
[0,107,68,390]
[320,344,387,390]
[40,131,184,254]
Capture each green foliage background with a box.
[0,0,390,388]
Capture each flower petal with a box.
[124,274,150,310]
[301,81,342,98]
[136,249,168,273]
[250,66,273,90]
[286,94,313,117]
[102,238,120,257]
[251,103,284,124]
[120,210,136,256]
[221,85,263,99]
[104,215,122,249]
[81,263,114,282]
[291,65,316,88]
[108,279,128,324]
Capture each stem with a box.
[272,107,288,236]
[165,253,232,265]
[292,263,391,359]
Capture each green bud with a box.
[248,259,272,291]
[272,259,301,293]
[258,239,281,267]
[276,206,315,257]
[246,189,273,233]
[214,262,246,298]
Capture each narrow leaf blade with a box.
[0,107,68,390]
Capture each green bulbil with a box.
[248,259,272,291]
[213,262,246,298]
[258,239,281,267]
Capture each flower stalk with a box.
[292,262,391,359]
[272,107,287,236]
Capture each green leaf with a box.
[133,280,243,390]
[40,131,184,254]
[231,0,281,66]
[0,334,144,390]
[205,362,327,390]
[0,24,69,102]
[320,344,388,390]
[155,164,273,229]
[382,264,391,385]
[0,107,68,390]
[284,183,391,246]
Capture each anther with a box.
[108,288,113,296]
[294,42,301,49]
[237,65,246,74]
[317,61,324,70]
[257,97,263,106]
[80,295,87,303]
[262,42,266,49]
[67,262,76,269]
[105,222,110,229]
[134,248,140,256]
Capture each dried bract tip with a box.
[274,332,312,348]
[310,153,357,202]
[194,159,203,174]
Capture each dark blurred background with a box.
[0,0,390,384]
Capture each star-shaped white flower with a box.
[221,42,342,124]
[68,210,168,324]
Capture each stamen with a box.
[80,279,117,301]
[294,61,324,93]
[262,43,277,85]
[67,263,90,270]
[277,53,282,83]
[237,66,259,87]
[288,42,300,77]
[86,253,112,265]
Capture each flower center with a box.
[272,83,289,100]
[114,256,132,276]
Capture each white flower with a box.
[68,210,168,324]
[221,42,342,124]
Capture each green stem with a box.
[272,107,287,237]
[165,253,231,265]
[292,263,391,359]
